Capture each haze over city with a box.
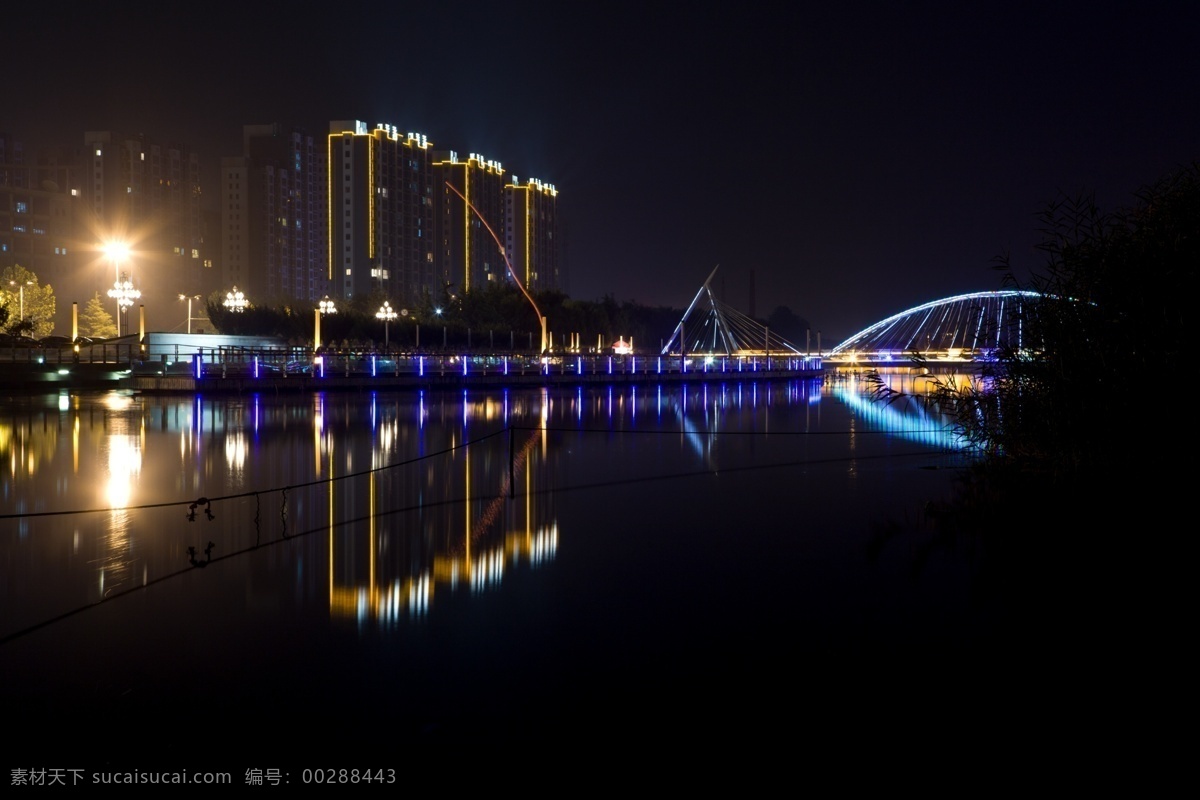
[5,1,1197,343]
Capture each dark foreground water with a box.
[4,372,1050,770]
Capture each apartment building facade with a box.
[221,124,326,307]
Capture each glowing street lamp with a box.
[178,294,201,334]
[223,286,247,313]
[107,273,140,337]
[315,296,336,350]
[103,241,130,330]
[8,280,33,321]
[376,301,398,349]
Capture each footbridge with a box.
[662,269,1040,368]
[826,290,1042,365]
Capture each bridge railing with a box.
[132,349,824,380]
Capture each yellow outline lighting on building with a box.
[368,132,376,262]
[325,133,337,281]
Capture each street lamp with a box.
[104,241,130,328]
[178,294,201,334]
[107,273,140,337]
[315,296,336,350]
[376,301,397,349]
[9,280,33,322]
[223,286,247,313]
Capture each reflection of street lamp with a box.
[107,274,140,337]
[223,286,247,312]
[178,293,201,334]
[9,280,33,321]
[376,301,397,349]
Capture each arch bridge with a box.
[826,290,1041,365]
[663,268,1042,366]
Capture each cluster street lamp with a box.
[376,301,398,349]
[223,286,247,313]
[315,295,336,350]
[179,294,201,334]
[103,241,131,326]
[107,273,140,337]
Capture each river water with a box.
[2,371,1019,768]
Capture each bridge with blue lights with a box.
[663,267,1040,365]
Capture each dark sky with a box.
[6,2,1197,343]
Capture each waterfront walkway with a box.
[0,345,824,394]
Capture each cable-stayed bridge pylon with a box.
[661,265,809,356]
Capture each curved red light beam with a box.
[443,181,544,324]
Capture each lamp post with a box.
[316,296,336,350]
[107,274,140,337]
[178,294,201,334]
[103,242,130,329]
[9,280,33,322]
[376,301,397,350]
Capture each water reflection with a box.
[1,376,968,644]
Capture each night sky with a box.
[5,2,1197,344]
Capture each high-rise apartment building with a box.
[434,151,509,298]
[82,130,206,332]
[504,176,560,293]
[221,124,326,307]
[327,120,436,309]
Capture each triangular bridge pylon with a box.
[660,265,806,356]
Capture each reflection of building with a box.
[327,425,559,625]
[221,124,327,306]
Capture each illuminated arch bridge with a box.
[828,290,1043,364]
[663,269,1043,364]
